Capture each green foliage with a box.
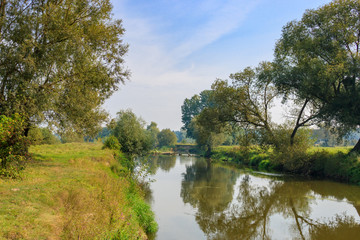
[129,194,158,234]
[103,136,121,150]
[60,130,84,143]
[202,62,279,148]
[190,117,226,155]
[0,114,30,178]
[113,110,151,155]
[259,160,271,171]
[114,152,135,174]
[309,151,360,184]
[0,0,129,137]
[271,125,314,173]
[174,130,187,143]
[28,127,44,145]
[181,90,213,138]
[28,127,60,145]
[274,0,360,151]
[41,128,61,145]
[157,129,177,148]
[146,122,160,149]
[213,144,360,185]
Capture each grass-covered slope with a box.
[0,143,156,240]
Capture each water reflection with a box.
[181,159,238,213]
[179,159,360,240]
[145,156,360,239]
[144,155,177,174]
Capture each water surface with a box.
[143,155,360,240]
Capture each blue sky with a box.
[104,0,332,130]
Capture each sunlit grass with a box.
[215,145,353,154]
[0,142,148,239]
[308,146,353,154]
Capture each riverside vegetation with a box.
[180,0,360,185]
[0,142,157,239]
[210,145,360,185]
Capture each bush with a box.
[259,160,271,170]
[28,127,43,145]
[28,127,60,145]
[41,128,61,144]
[271,125,314,173]
[103,136,121,150]
[0,114,30,178]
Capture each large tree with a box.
[0,0,129,136]
[199,62,280,148]
[157,128,177,148]
[274,0,360,152]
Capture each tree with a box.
[28,127,44,145]
[28,126,60,145]
[201,62,279,148]
[157,129,177,148]
[0,0,129,137]
[146,122,160,149]
[173,130,186,143]
[113,110,150,155]
[274,0,360,152]
[181,90,213,138]
[190,116,226,156]
[40,128,60,144]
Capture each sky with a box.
[104,0,332,131]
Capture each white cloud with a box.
[172,0,261,59]
[106,0,261,129]
[116,0,261,86]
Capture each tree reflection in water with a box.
[180,158,360,240]
[142,155,177,175]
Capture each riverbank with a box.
[210,146,360,185]
[0,142,157,239]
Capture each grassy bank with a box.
[211,146,360,185]
[0,143,157,239]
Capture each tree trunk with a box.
[350,138,360,154]
[205,144,212,158]
[290,126,299,146]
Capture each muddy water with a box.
[143,155,360,240]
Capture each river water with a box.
[142,155,360,240]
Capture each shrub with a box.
[103,136,121,150]
[259,160,271,170]
[272,125,314,173]
[41,128,61,145]
[28,127,43,145]
[28,127,61,145]
[0,114,30,178]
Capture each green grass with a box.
[0,142,153,240]
[308,146,353,154]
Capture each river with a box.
[142,155,360,240]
